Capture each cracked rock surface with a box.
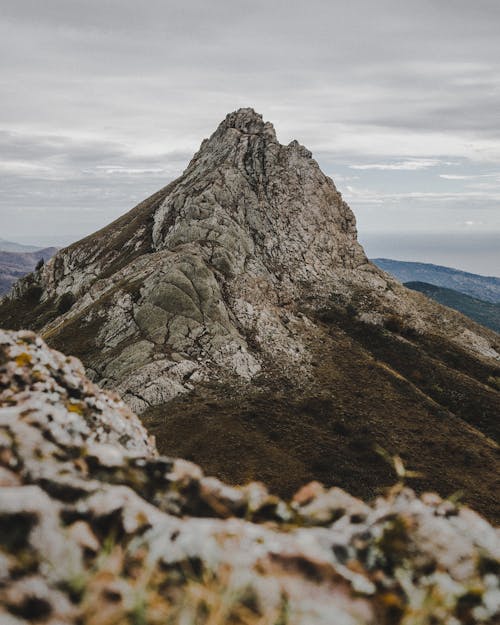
[0,328,499,625]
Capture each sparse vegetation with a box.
[25,284,43,304]
[487,375,500,391]
[57,291,76,314]
[76,545,288,625]
[405,281,500,333]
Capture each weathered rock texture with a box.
[0,109,499,519]
[0,329,499,625]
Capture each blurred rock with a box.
[0,328,498,624]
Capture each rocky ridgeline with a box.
[0,329,498,625]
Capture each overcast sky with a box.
[1,0,499,273]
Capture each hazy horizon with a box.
[4,227,498,278]
[1,1,499,276]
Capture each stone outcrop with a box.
[1,329,499,625]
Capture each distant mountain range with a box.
[405,281,500,334]
[0,244,58,295]
[0,238,46,254]
[372,258,500,303]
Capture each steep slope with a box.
[1,329,499,625]
[373,258,500,303]
[0,109,499,520]
[406,281,500,333]
[0,247,58,295]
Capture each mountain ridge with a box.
[405,281,500,333]
[373,258,500,303]
[0,238,46,253]
[1,108,499,519]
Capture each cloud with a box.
[0,0,499,250]
[439,173,499,180]
[439,174,475,180]
[344,185,500,205]
[350,159,449,171]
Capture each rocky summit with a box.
[0,109,499,520]
[1,329,499,625]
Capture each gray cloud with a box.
[0,0,499,271]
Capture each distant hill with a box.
[405,281,500,334]
[372,258,500,303]
[0,238,45,253]
[0,247,58,295]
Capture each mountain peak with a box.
[216,107,275,137]
[152,108,366,283]
[186,107,278,174]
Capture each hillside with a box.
[406,281,500,333]
[373,258,500,303]
[0,108,499,521]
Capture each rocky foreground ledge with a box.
[0,329,498,625]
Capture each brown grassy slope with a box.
[60,184,171,275]
[0,185,172,332]
[143,310,500,523]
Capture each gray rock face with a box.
[1,108,497,415]
[1,329,499,625]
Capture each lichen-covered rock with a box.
[0,329,498,624]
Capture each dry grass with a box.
[77,545,287,625]
[144,306,500,523]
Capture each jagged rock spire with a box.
[215,107,277,137]
[152,108,367,283]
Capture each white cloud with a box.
[343,185,500,205]
[461,220,484,226]
[439,173,499,180]
[439,174,472,180]
[349,159,448,171]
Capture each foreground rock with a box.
[0,329,498,625]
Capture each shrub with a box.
[25,285,43,304]
[487,375,500,391]
[57,292,76,314]
[384,315,405,334]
